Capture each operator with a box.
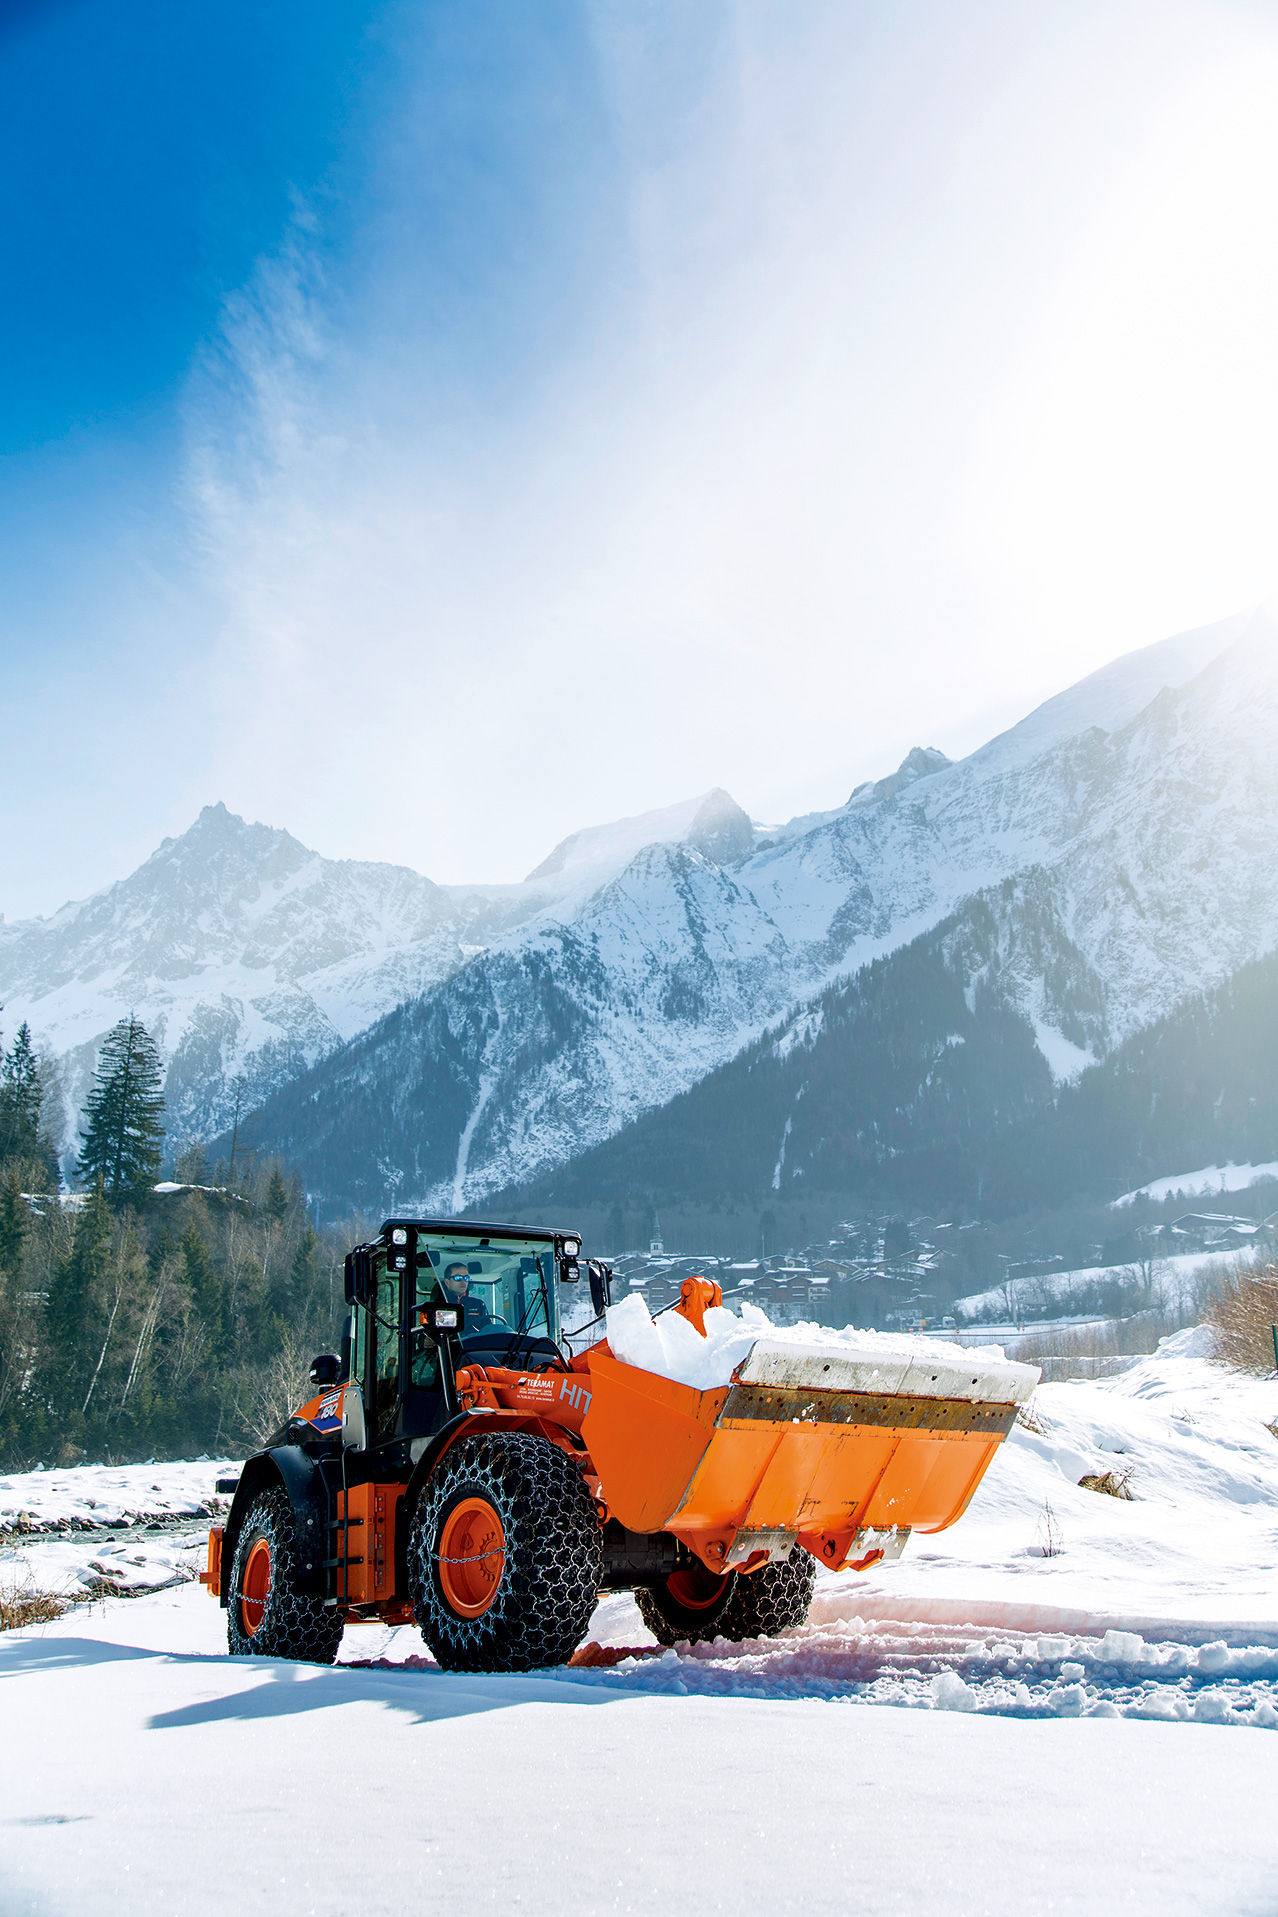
[440,1260,498,1331]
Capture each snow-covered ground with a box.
[954,1244,1259,1326]
[0,1459,236,1602]
[1114,1160,1278,1206]
[3,1331,1278,1913]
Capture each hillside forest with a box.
[0,1015,358,1471]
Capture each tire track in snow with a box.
[352,1614,1278,1730]
[563,1615,1278,1727]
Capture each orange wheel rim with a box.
[438,1497,505,1619]
[241,1537,272,1636]
[666,1566,729,1611]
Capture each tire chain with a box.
[409,1430,603,1673]
[718,1550,816,1639]
[226,1485,344,1665]
[637,1549,816,1647]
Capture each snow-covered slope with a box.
[0,805,483,1152]
[0,793,751,1162]
[5,611,1274,1209]
[241,611,1278,1213]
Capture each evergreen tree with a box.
[0,1169,26,1278]
[180,1219,222,1343]
[40,1179,114,1435]
[77,1017,166,1196]
[0,1021,42,1164]
[265,1164,289,1223]
[173,1139,209,1185]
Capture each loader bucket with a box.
[582,1338,1037,1575]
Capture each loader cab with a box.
[342,1220,582,1457]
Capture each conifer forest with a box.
[0,1014,352,1469]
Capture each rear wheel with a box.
[408,1431,602,1673]
[718,1550,816,1639]
[637,1550,816,1645]
[226,1486,343,1664]
[635,1561,734,1645]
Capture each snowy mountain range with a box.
[4,609,1276,1213]
[0,786,754,1163]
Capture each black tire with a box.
[717,1549,816,1639]
[226,1485,343,1665]
[408,1430,602,1673]
[637,1549,816,1646]
[635,1561,736,1646]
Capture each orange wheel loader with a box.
[203,1218,1037,1672]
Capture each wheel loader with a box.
[203,1218,1037,1671]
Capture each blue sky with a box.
[4,0,1278,917]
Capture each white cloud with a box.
[167,0,1278,887]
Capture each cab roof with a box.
[377,1218,580,1245]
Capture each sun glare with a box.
[965,50,1278,655]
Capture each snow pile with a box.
[603,1292,1032,1394]
[604,1293,763,1386]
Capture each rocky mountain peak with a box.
[848,746,952,808]
[524,790,752,890]
[145,803,310,884]
[686,790,754,865]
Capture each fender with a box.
[219,1445,332,1605]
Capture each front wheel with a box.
[226,1485,343,1664]
[408,1431,603,1673]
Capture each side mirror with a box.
[341,1384,366,1452]
[588,1260,613,1318]
[309,1353,340,1386]
[344,1246,374,1306]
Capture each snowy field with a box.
[954,1244,1260,1328]
[3,1330,1278,1914]
[1114,1160,1278,1206]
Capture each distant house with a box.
[1170,1213,1255,1234]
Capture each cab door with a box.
[362,1252,449,1454]
[366,1260,404,1451]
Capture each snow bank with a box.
[0,1458,234,1530]
[603,1293,1036,1397]
[6,1582,1278,1917]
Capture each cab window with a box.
[370,1266,401,1444]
